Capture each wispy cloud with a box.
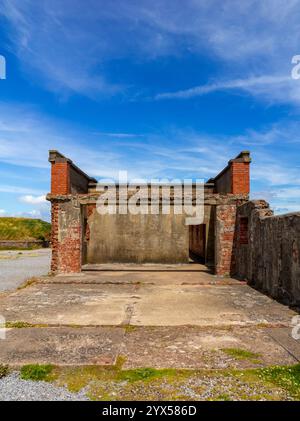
[0,101,300,214]
[2,0,300,103]
[155,75,296,104]
[93,132,145,139]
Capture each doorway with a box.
[189,224,206,263]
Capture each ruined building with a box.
[47,150,300,306]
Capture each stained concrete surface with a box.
[0,249,51,291]
[0,281,294,327]
[0,263,299,368]
[0,327,124,366]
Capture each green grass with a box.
[116,367,178,383]
[20,364,55,381]
[222,348,261,361]
[0,364,9,379]
[0,217,51,241]
[258,365,300,399]
[32,363,300,400]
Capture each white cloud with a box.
[19,195,46,205]
[0,209,6,215]
[155,75,300,105]
[1,0,300,104]
[0,101,299,215]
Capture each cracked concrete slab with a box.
[0,283,138,326]
[129,284,296,327]
[0,327,124,366]
[121,326,298,369]
[0,280,296,327]
[0,267,299,369]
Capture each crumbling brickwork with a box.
[50,197,82,273]
[215,204,237,276]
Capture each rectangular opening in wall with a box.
[189,224,206,263]
[239,216,248,245]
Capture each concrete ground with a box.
[0,249,51,291]
[0,263,299,370]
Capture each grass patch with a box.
[0,364,9,379]
[20,364,55,381]
[123,325,137,333]
[116,367,178,383]
[115,355,127,369]
[17,277,39,290]
[222,348,261,361]
[0,217,51,241]
[258,364,300,399]
[40,363,300,401]
[5,321,36,328]
[0,245,42,251]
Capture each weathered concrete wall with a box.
[85,208,189,264]
[236,200,300,306]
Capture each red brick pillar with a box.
[215,204,237,276]
[49,198,82,273]
[231,160,250,194]
[50,161,70,195]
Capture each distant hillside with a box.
[0,217,51,241]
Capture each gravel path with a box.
[0,249,51,291]
[0,372,89,401]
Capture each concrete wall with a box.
[236,200,300,306]
[85,208,189,264]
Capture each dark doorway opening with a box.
[189,224,206,264]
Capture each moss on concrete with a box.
[39,364,300,401]
[20,364,55,381]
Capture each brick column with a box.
[51,162,70,195]
[231,160,250,194]
[49,197,82,273]
[215,204,237,276]
[213,151,251,195]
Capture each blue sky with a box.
[0,0,300,221]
